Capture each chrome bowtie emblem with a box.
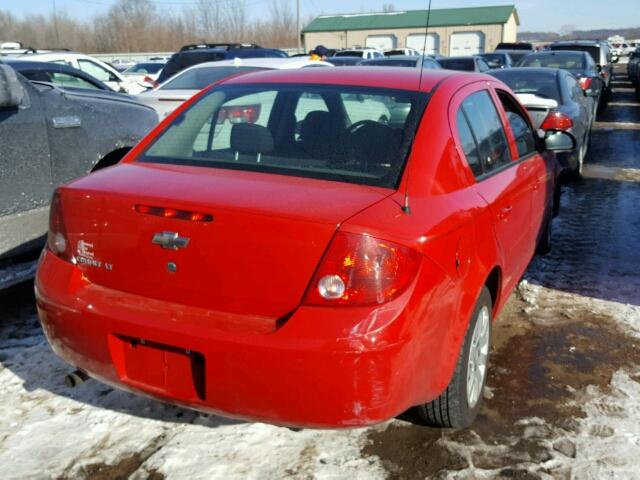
[152,231,190,250]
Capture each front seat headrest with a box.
[230,123,274,155]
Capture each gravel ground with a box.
[0,67,639,480]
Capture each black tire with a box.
[415,287,492,428]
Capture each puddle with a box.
[363,293,640,478]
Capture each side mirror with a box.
[584,88,599,98]
[596,64,603,72]
[0,64,25,108]
[543,130,576,152]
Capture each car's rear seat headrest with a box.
[230,123,274,155]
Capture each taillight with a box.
[135,204,213,222]
[47,191,73,262]
[303,232,421,307]
[540,111,573,131]
[217,104,261,124]
[578,77,593,90]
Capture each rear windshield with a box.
[159,51,226,82]
[335,51,363,57]
[481,53,508,66]
[491,71,561,102]
[519,53,585,70]
[138,83,428,188]
[438,58,474,71]
[160,66,268,90]
[496,43,532,50]
[362,59,416,67]
[551,45,600,63]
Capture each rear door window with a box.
[456,109,483,177]
[460,90,511,174]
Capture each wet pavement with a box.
[1,66,639,479]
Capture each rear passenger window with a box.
[497,91,537,158]
[460,91,511,173]
[456,110,483,177]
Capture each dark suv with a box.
[494,42,534,63]
[550,40,614,106]
[157,43,287,84]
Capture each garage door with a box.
[406,33,439,55]
[365,35,396,51]
[450,32,485,56]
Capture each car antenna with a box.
[403,0,432,215]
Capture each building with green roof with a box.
[302,5,519,56]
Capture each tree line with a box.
[0,0,302,53]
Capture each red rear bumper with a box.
[35,250,425,428]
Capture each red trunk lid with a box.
[59,163,391,321]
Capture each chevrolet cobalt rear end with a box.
[36,68,568,428]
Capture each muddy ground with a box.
[0,66,639,479]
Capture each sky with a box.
[2,0,639,32]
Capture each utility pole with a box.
[296,0,301,52]
[52,0,60,47]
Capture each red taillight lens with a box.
[540,111,573,131]
[578,77,593,90]
[217,104,261,124]
[47,191,73,262]
[303,232,421,307]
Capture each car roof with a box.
[219,67,466,93]
[552,40,603,46]
[184,57,333,70]
[3,58,85,72]
[525,50,587,55]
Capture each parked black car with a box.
[157,43,287,84]
[3,58,113,92]
[627,47,640,99]
[490,67,595,180]
[516,50,604,112]
[549,40,614,106]
[479,52,514,69]
[494,42,535,63]
[438,55,490,72]
[0,64,158,272]
[359,55,441,69]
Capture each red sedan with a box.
[35,67,575,428]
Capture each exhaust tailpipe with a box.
[64,370,89,388]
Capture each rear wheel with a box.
[415,287,492,428]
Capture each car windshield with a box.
[139,83,429,188]
[160,66,268,90]
[438,58,475,71]
[519,53,585,70]
[492,71,561,102]
[125,63,164,74]
[551,45,600,64]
